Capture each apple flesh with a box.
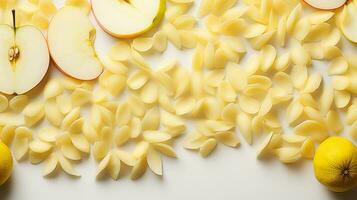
[340,4,357,43]
[303,0,347,10]
[0,11,49,95]
[91,0,166,38]
[47,6,103,80]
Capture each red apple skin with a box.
[46,11,103,81]
[302,0,348,11]
[90,0,166,39]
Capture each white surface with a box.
[1,0,357,200]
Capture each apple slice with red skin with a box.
[47,6,103,81]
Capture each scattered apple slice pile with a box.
[0,10,49,94]
[91,0,166,38]
[47,6,103,80]
[303,0,347,10]
[340,3,357,43]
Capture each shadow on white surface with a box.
[0,176,13,200]
[329,188,357,200]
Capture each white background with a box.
[1,0,357,199]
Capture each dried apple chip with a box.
[58,153,80,177]
[0,125,15,145]
[61,143,81,161]
[45,100,64,127]
[347,104,357,125]
[42,153,58,176]
[38,127,57,143]
[9,95,28,112]
[147,148,162,176]
[0,94,8,113]
[153,143,177,158]
[236,112,253,144]
[93,141,109,161]
[143,131,172,143]
[334,90,350,109]
[294,120,328,142]
[115,102,132,126]
[132,38,154,52]
[215,131,240,148]
[326,110,343,134]
[302,73,322,94]
[239,95,260,115]
[250,30,275,50]
[114,126,131,146]
[282,134,307,144]
[198,0,213,16]
[226,63,247,92]
[287,100,304,124]
[199,138,217,157]
[56,94,72,115]
[130,157,147,180]
[260,45,276,72]
[29,139,52,154]
[175,96,196,115]
[328,57,348,75]
[140,81,159,104]
[44,79,64,100]
[183,130,208,150]
[290,65,308,89]
[61,107,80,130]
[163,23,182,49]
[153,31,168,52]
[142,107,160,131]
[301,138,315,159]
[13,127,33,161]
[256,132,274,158]
[319,85,334,114]
[127,95,146,117]
[277,16,287,47]
[23,100,45,127]
[274,147,301,163]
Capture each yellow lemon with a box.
[313,136,357,192]
[0,141,12,186]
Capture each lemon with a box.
[313,136,357,192]
[0,141,12,186]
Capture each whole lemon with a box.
[0,141,12,186]
[313,136,357,192]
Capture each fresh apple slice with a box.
[340,4,357,43]
[91,0,166,38]
[48,6,102,80]
[0,10,49,95]
[303,0,347,10]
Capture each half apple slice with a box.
[0,10,49,95]
[91,0,166,38]
[48,6,102,80]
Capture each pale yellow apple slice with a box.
[0,24,49,95]
[303,0,347,10]
[48,7,102,80]
[91,0,166,38]
[340,4,357,43]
